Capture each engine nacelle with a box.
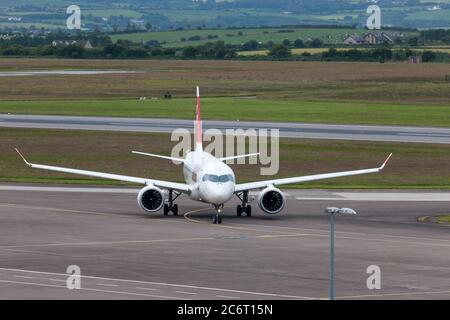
[137,185,164,212]
[258,187,285,214]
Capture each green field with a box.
[110,27,366,47]
[405,9,450,21]
[1,127,450,189]
[1,98,450,127]
[83,9,143,19]
[437,214,450,223]
[0,22,63,29]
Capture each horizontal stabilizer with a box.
[132,151,185,163]
[219,153,260,162]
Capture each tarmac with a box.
[2,114,450,144]
[0,185,449,300]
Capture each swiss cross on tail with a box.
[195,86,203,151]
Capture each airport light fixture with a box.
[325,207,357,300]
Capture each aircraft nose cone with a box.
[203,183,234,204]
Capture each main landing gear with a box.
[163,189,181,216]
[236,191,252,217]
[212,204,223,224]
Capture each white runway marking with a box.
[0,185,139,193]
[0,236,216,249]
[336,289,450,299]
[0,70,140,77]
[96,283,119,287]
[135,287,157,291]
[13,275,35,279]
[216,295,240,299]
[0,279,187,300]
[296,192,450,202]
[176,291,198,295]
[225,222,450,243]
[0,268,319,300]
[399,132,450,137]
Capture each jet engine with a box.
[137,185,164,212]
[258,187,285,214]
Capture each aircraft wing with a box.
[234,154,392,193]
[15,149,190,193]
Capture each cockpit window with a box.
[202,174,234,183]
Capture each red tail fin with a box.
[195,86,203,151]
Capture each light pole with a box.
[325,207,357,300]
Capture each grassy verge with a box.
[1,98,450,127]
[437,215,450,224]
[1,127,449,189]
[436,214,450,223]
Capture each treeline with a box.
[420,29,450,44]
[2,42,448,63]
[240,46,449,63]
[0,41,238,59]
[320,48,442,63]
[1,33,449,62]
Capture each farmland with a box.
[0,59,449,127]
[0,59,448,101]
[110,27,374,48]
[2,1,450,31]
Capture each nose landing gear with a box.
[213,204,223,224]
[236,191,252,217]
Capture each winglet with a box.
[14,148,31,166]
[379,153,393,170]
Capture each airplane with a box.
[15,87,392,224]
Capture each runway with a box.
[2,114,450,144]
[0,70,140,77]
[0,185,449,300]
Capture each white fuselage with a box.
[182,150,235,205]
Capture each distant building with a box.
[7,16,22,22]
[364,32,394,45]
[343,35,364,45]
[343,31,400,45]
[0,34,13,40]
[52,40,93,49]
[427,5,441,11]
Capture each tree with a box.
[127,47,149,58]
[422,50,436,62]
[310,38,323,48]
[103,43,127,58]
[242,40,258,51]
[282,39,291,46]
[408,36,419,47]
[145,22,152,31]
[182,46,198,58]
[268,44,291,58]
[294,39,305,48]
